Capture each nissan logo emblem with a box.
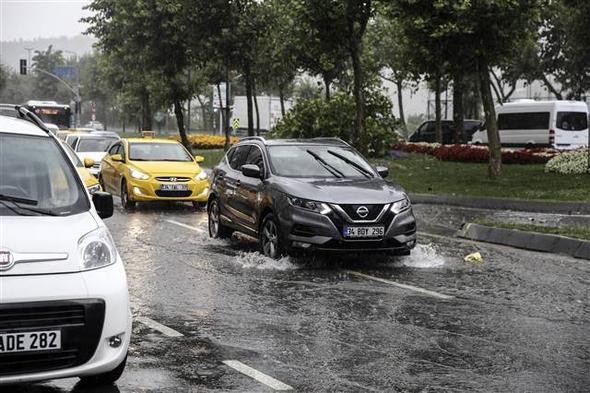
[356,206,369,218]
[0,249,15,271]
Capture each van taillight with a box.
[549,129,555,145]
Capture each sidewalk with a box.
[409,193,590,215]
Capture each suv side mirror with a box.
[92,192,114,219]
[111,154,123,162]
[83,158,95,168]
[376,166,389,178]
[242,164,262,179]
[194,155,205,163]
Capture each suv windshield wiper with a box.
[0,195,60,216]
[326,150,373,179]
[306,150,344,178]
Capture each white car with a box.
[0,107,131,385]
[71,133,121,176]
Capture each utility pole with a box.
[64,50,81,127]
[24,47,33,69]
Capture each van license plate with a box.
[0,331,61,353]
[160,184,188,191]
[343,226,385,238]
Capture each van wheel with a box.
[260,213,283,259]
[121,179,135,210]
[79,355,127,386]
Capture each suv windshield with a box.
[268,145,376,178]
[77,137,118,152]
[129,142,193,162]
[0,133,89,216]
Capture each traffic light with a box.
[19,59,27,75]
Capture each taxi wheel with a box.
[208,199,231,239]
[98,175,105,191]
[120,179,136,210]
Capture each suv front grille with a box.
[337,204,386,221]
[0,299,105,376]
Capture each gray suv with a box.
[208,137,417,259]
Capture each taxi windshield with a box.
[0,133,88,216]
[77,137,118,152]
[128,142,193,162]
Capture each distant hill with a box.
[0,35,96,72]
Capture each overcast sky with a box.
[0,0,92,41]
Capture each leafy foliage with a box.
[272,90,400,157]
[545,149,589,175]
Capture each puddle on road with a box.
[394,243,445,268]
[233,251,298,271]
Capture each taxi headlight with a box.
[391,197,411,214]
[195,171,208,181]
[78,227,117,271]
[130,168,149,180]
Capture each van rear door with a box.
[554,110,589,149]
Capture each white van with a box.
[0,106,131,385]
[471,100,589,149]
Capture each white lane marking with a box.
[222,360,293,391]
[165,219,206,234]
[346,270,454,300]
[136,316,184,337]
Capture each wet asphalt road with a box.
[9,202,590,392]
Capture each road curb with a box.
[409,193,590,215]
[457,223,590,260]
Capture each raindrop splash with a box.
[395,243,445,268]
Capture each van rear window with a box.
[556,112,588,131]
[497,112,550,130]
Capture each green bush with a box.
[272,91,400,157]
[544,149,589,174]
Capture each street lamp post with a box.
[63,50,81,127]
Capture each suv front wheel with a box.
[260,213,283,259]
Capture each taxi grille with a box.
[156,177,191,182]
[155,190,192,197]
[0,299,105,376]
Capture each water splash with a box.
[395,243,445,268]
[233,251,297,271]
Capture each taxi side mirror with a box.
[111,154,123,162]
[83,158,95,168]
[194,155,205,163]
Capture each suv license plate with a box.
[0,330,61,353]
[160,184,188,191]
[343,226,385,238]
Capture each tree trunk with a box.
[350,45,367,154]
[141,89,152,131]
[434,77,442,143]
[323,74,331,101]
[478,59,502,179]
[245,65,254,136]
[279,87,285,117]
[253,80,260,136]
[541,74,563,100]
[395,79,406,133]
[173,98,190,150]
[452,71,464,144]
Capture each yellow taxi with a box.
[60,141,102,194]
[99,138,208,209]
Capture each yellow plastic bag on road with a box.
[464,252,483,263]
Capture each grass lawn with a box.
[372,153,590,202]
[193,149,225,168]
[473,219,590,241]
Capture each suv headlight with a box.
[287,196,331,215]
[195,171,208,181]
[391,196,411,214]
[78,227,117,271]
[130,168,149,180]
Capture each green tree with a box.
[32,45,70,101]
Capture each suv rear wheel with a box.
[260,213,283,259]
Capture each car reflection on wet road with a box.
[10,202,589,392]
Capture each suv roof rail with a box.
[311,137,350,146]
[0,104,52,135]
[240,136,266,142]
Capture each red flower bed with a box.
[393,142,555,164]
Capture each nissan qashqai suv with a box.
[0,105,131,386]
[208,137,417,258]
